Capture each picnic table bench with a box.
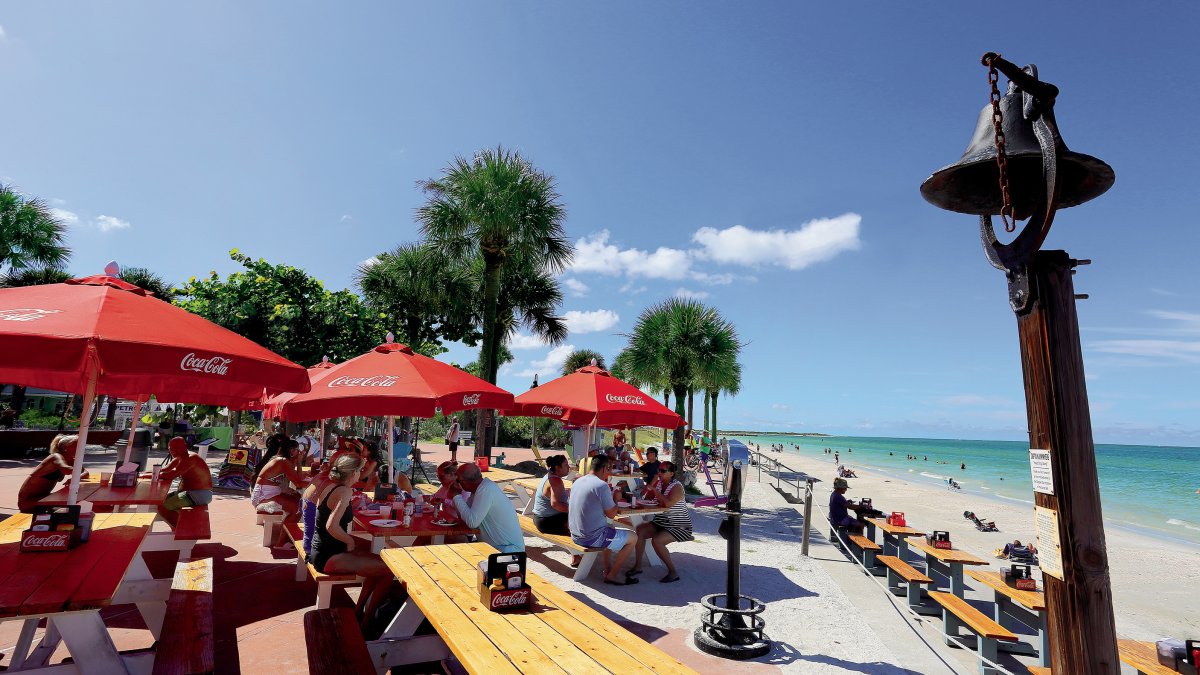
[966,569,1048,665]
[846,533,883,574]
[1023,639,1179,675]
[304,607,376,675]
[864,517,925,557]
[283,521,361,609]
[928,590,1018,675]
[516,514,605,581]
[151,557,214,675]
[373,542,698,674]
[908,537,989,597]
[0,512,168,673]
[876,555,935,615]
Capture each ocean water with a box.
[733,434,1200,547]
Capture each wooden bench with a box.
[256,510,285,547]
[1026,667,1051,675]
[517,514,605,581]
[1025,640,1178,675]
[928,590,1018,675]
[303,607,376,675]
[151,557,214,675]
[283,522,361,609]
[876,555,935,614]
[174,507,211,542]
[846,533,883,574]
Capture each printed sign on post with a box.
[1029,449,1054,495]
[1034,505,1064,580]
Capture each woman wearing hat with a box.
[829,477,868,534]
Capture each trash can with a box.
[118,427,154,472]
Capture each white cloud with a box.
[692,213,861,270]
[0,25,6,40]
[358,256,380,269]
[1150,288,1179,297]
[1145,310,1200,334]
[571,231,693,280]
[563,278,589,297]
[675,288,709,299]
[770,403,791,411]
[92,215,131,232]
[564,309,619,334]
[507,333,548,350]
[51,208,79,225]
[516,344,575,378]
[1089,339,1200,364]
[340,214,353,223]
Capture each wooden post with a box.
[1015,249,1118,673]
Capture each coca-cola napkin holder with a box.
[1002,564,1037,591]
[927,530,952,550]
[112,466,139,487]
[476,551,532,612]
[374,483,398,502]
[22,505,83,552]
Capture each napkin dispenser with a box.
[21,505,83,552]
[927,530,952,550]
[886,511,906,527]
[477,551,531,612]
[373,483,397,502]
[1155,638,1199,671]
[1002,564,1037,591]
[112,462,139,487]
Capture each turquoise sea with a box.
[732,434,1200,547]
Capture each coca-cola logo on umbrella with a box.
[540,405,564,416]
[180,352,232,376]
[0,308,61,322]
[462,394,481,406]
[604,394,645,406]
[327,375,399,388]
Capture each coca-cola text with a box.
[327,375,399,388]
[604,393,645,406]
[462,393,481,406]
[489,588,531,610]
[540,405,564,416]
[180,353,232,376]
[22,532,71,550]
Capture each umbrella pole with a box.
[319,419,326,462]
[68,361,99,506]
[386,415,395,485]
[122,397,145,464]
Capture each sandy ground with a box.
[764,444,1200,643]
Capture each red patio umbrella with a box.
[276,334,515,483]
[510,363,684,430]
[260,356,338,420]
[0,265,311,503]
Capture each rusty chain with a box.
[983,54,1016,233]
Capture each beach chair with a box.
[530,445,547,468]
[391,441,413,474]
[634,447,645,463]
[694,459,729,508]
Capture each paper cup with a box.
[100,472,111,486]
[378,505,392,519]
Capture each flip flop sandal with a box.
[626,569,643,577]
[659,574,681,583]
[604,577,640,586]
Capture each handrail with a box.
[750,449,819,555]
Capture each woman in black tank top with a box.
[308,454,397,632]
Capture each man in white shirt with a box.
[448,463,524,553]
[568,455,640,585]
[445,417,460,462]
[295,427,321,468]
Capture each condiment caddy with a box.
[477,551,532,612]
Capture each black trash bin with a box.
[117,427,154,472]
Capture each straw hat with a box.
[833,477,850,490]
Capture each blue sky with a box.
[2,3,1198,445]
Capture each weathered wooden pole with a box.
[1017,250,1118,672]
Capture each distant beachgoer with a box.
[18,434,88,513]
[834,452,840,464]
[445,416,460,462]
[961,462,966,470]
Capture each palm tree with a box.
[418,147,573,458]
[0,266,71,288]
[0,185,71,275]
[561,349,606,376]
[119,267,175,300]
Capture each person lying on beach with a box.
[17,434,88,513]
[1000,540,1037,560]
[828,477,868,534]
[155,437,214,528]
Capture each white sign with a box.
[1034,505,1064,580]
[1029,449,1054,495]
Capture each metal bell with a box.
[920,75,1114,220]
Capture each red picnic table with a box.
[352,509,477,554]
[41,479,173,513]
[0,512,168,673]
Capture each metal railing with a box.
[750,450,819,556]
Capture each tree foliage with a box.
[561,349,606,376]
[119,266,175,300]
[0,184,70,275]
[175,249,388,366]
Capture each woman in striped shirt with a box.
[629,461,692,583]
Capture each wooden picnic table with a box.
[864,517,925,557]
[1118,639,1181,675]
[477,467,531,484]
[966,569,1048,666]
[41,478,172,513]
[908,538,988,597]
[352,509,477,554]
[374,541,697,674]
[0,512,168,673]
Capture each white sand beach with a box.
[768,445,1200,643]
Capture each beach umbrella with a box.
[510,362,684,430]
[0,263,311,503]
[275,333,515,483]
[260,356,338,420]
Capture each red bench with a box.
[304,607,376,674]
[151,557,214,675]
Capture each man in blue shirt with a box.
[829,477,866,534]
[568,454,640,585]
[449,463,524,553]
